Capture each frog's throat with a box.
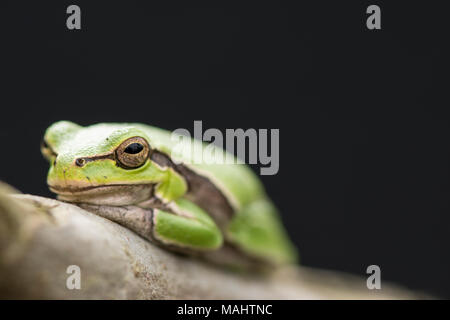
[50,183,155,207]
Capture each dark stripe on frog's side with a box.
[75,151,145,170]
[150,150,234,229]
[75,152,115,167]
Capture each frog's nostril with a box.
[75,158,86,167]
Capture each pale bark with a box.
[0,182,426,299]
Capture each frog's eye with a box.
[115,137,150,169]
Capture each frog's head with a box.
[41,121,165,206]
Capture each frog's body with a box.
[42,121,297,269]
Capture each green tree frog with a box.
[41,121,297,269]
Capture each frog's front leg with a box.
[152,198,223,250]
[80,198,223,252]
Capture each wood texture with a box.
[0,182,425,299]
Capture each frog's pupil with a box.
[124,143,143,154]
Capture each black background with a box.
[1,1,449,297]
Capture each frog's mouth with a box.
[48,183,154,207]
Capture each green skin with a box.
[41,121,297,268]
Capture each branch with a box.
[0,182,425,299]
